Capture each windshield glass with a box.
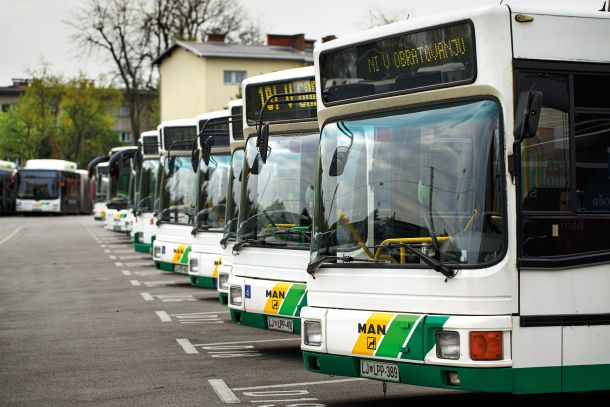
[108,160,132,205]
[223,149,244,239]
[136,159,159,211]
[312,100,504,266]
[238,133,318,249]
[17,170,59,200]
[94,167,108,203]
[159,155,197,224]
[196,153,231,231]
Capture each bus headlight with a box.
[218,272,230,290]
[303,320,323,347]
[436,331,460,360]
[229,286,242,306]
[189,257,199,273]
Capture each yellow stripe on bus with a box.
[351,313,395,356]
[212,256,222,277]
[172,244,187,263]
[263,282,292,314]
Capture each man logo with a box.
[367,337,377,350]
[272,300,279,310]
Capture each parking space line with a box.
[121,270,132,276]
[0,226,25,247]
[193,338,299,347]
[155,311,172,322]
[233,378,365,391]
[176,339,199,354]
[140,293,154,301]
[114,262,124,267]
[251,398,318,403]
[109,255,117,260]
[130,280,141,286]
[208,379,240,404]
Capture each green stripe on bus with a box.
[180,245,191,264]
[375,314,420,359]
[278,284,307,316]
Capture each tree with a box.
[69,0,262,139]
[0,72,122,167]
[57,76,123,167]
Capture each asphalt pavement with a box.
[1,216,608,406]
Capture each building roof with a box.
[153,40,313,65]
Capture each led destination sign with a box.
[320,21,475,103]
[245,77,317,124]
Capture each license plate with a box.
[360,360,400,382]
[174,264,188,274]
[267,316,294,333]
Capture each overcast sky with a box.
[0,0,604,86]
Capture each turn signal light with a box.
[470,331,502,361]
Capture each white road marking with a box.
[251,398,318,403]
[125,261,153,267]
[109,255,117,260]
[142,280,178,286]
[130,280,141,286]
[134,271,162,276]
[101,245,107,248]
[233,378,365,391]
[114,262,124,267]
[243,390,309,397]
[119,255,143,260]
[155,311,172,322]
[121,270,132,276]
[0,226,25,246]
[176,338,199,354]
[140,292,154,301]
[193,338,299,347]
[208,379,240,404]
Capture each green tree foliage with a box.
[0,73,122,168]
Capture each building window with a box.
[1,104,11,112]
[119,105,131,117]
[118,132,133,143]
[224,70,247,85]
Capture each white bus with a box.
[16,159,82,214]
[216,99,245,304]
[152,118,198,273]
[105,146,137,231]
[0,160,16,215]
[87,156,110,221]
[132,130,160,254]
[227,67,318,334]
[187,109,232,288]
[300,4,610,394]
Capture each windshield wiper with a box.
[306,254,381,276]
[232,236,287,254]
[220,232,235,249]
[371,242,457,280]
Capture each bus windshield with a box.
[17,170,59,200]
[195,153,231,231]
[312,99,505,267]
[223,149,244,240]
[159,155,197,225]
[95,167,108,203]
[238,133,318,248]
[108,162,132,206]
[136,159,159,212]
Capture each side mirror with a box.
[249,153,261,175]
[514,88,543,142]
[168,156,176,176]
[202,136,214,166]
[258,122,270,164]
[134,150,143,168]
[191,140,199,173]
[329,146,350,177]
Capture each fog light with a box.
[304,320,322,346]
[447,371,461,386]
[218,272,229,290]
[230,286,242,306]
[436,331,460,360]
[189,257,199,273]
[470,331,502,361]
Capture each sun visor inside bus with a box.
[87,155,110,178]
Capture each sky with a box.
[0,0,605,86]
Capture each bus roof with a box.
[24,159,78,171]
[0,160,16,170]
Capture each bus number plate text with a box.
[360,360,400,382]
[267,316,293,333]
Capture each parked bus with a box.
[0,160,16,215]
[187,109,232,288]
[132,130,160,253]
[16,159,81,214]
[152,118,198,273]
[105,147,137,231]
[300,4,610,394]
[87,156,110,220]
[228,67,318,334]
[216,99,245,304]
